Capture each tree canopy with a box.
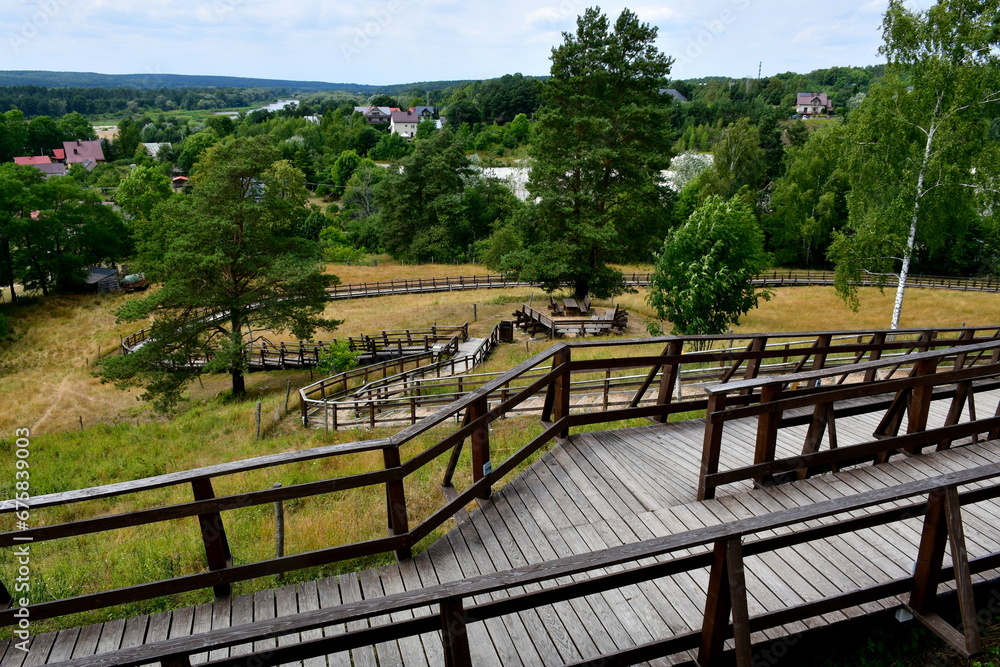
[98,135,339,408]
[492,7,674,299]
[830,0,1000,328]
[647,195,771,336]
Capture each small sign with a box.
[483,460,493,476]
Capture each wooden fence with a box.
[322,270,1000,300]
[299,323,506,430]
[121,324,469,370]
[3,326,999,630]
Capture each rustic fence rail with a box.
[323,269,1000,300]
[4,326,999,628]
[38,463,1000,667]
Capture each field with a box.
[1,261,999,655]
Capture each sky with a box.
[1,0,937,86]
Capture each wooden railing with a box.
[321,269,1000,300]
[44,463,1000,667]
[299,323,506,430]
[698,337,1000,500]
[121,324,469,370]
[4,326,1000,628]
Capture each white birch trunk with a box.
[890,108,939,330]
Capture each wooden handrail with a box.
[41,463,1000,667]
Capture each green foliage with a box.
[368,133,412,161]
[702,118,766,201]
[329,149,361,197]
[477,73,541,124]
[97,135,340,407]
[317,340,360,375]
[648,195,772,336]
[829,0,1000,327]
[115,165,173,221]
[175,129,219,172]
[376,129,514,263]
[498,7,674,299]
[765,123,849,267]
[0,170,130,296]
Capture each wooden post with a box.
[552,347,571,438]
[469,396,491,500]
[383,446,411,560]
[699,393,728,501]
[191,478,232,598]
[864,331,888,382]
[698,538,752,667]
[440,598,473,667]
[753,384,783,487]
[655,340,684,423]
[905,357,941,454]
[805,333,832,388]
[273,482,285,583]
[255,401,262,440]
[284,380,292,413]
[908,486,982,657]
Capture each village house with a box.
[796,92,831,118]
[353,106,396,124]
[63,139,105,164]
[390,109,421,138]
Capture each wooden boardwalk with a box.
[7,393,1000,666]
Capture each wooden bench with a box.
[562,298,580,316]
[549,296,564,315]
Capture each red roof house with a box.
[13,156,53,166]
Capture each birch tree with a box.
[830,0,1000,329]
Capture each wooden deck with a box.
[9,392,1000,666]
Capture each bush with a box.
[317,340,360,375]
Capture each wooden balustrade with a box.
[43,463,1000,667]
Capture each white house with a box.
[796,93,831,117]
[390,109,421,138]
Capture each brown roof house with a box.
[390,109,421,139]
[796,93,831,118]
[63,140,105,164]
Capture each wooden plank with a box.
[396,557,446,666]
[314,576,351,667]
[358,566,403,666]
[208,596,231,662]
[138,612,169,667]
[273,585,303,667]
[252,589,277,655]
[45,627,79,663]
[377,564,432,667]
[338,573,377,667]
[69,623,103,659]
[118,616,148,652]
[227,594,254,658]
[188,603,213,665]
[19,632,56,667]
[93,618,126,657]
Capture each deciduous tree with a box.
[647,195,771,336]
[830,0,1000,328]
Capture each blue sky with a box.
[1,0,935,85]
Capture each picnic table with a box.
[562,298,580,315]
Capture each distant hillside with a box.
[0,70,491,95]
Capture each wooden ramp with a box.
[9,397,1000,666]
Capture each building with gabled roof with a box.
[63,139,105,164]
[13,155,53,166]
[796,93,831,117]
